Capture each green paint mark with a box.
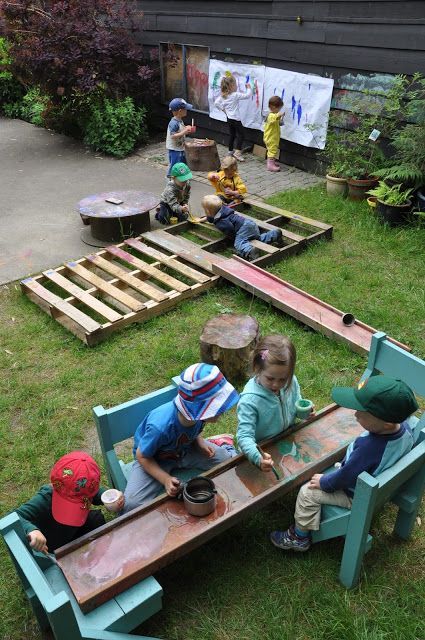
[278,441,297,457]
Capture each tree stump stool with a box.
[200,314,259,384]
[185,139,220,172]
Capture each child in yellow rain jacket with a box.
[263,96,285,172]
[208,155,247,205]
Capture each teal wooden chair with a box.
[0,513,162,640]
[94,382,202,492]
[312,332,425,588]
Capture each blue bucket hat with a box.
[169,98,193,111]
[174,363,239,421]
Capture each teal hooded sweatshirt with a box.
[237,375,301,466]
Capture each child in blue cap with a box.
[270,375,417,552]
[166,97,193,177]
[123,364,239,513]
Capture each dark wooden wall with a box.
[138,0,425,170]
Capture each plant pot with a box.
[367,196,377,209]
[347,177,378,201]
[417,188,425,212]
[376,199,412,227]
[326,174,347,197]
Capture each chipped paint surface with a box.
[77,191,158,218]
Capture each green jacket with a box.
[237,376,301,466]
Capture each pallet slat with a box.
[85,254,168,302]
[104,245,189,293]
[250,239,279,254]
[125,238,210,283]
[66,262,144,312]
[21,278,101,333]
[43,270,122,322]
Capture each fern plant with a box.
[367,181,414,206]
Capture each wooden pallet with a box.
[21,237,218,346]
[162,196,333,267]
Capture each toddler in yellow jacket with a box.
[264,95,284,172]
[208,155,247,205]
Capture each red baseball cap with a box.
[50,451,101,526]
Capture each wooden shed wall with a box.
[138,0,425,170]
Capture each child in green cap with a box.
[270,375,417,552]
[155,162,193,225]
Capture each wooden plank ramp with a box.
[21,235,218,345]
[213,257,410,355]
[56,405,362,611]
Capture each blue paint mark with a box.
[297,102,302,125]
[245,74,250,84]
[273,87,276,94]
[291,95,296,120]
[308,83,311,90]
[281,88,285,100]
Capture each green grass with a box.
[0,184,424,640]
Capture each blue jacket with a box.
[207,205,245,238]
[321,421,413,496]
[237,376,301,466]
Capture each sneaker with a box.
[234,152,245,162]
[207,433,234,447]
[247,247,260,261]
[270,525,311,552]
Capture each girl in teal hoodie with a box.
[237,334,308,472]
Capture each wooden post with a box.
[199,314,259,384]
[184,139,220,171]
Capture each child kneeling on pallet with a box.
[208,155,247,205]
[201,194,282,262]
[155,162,192,225]
[122,364,239,513]
[270,375,417,552]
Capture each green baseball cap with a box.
[170,162,192,182]
[331,375,418,423]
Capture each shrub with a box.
[0,36,25,112]
[83,97,147,157]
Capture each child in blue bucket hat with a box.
[123,364,239,513]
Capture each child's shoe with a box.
[273,158,281,171]
[267,158,279,172]
[234,151,245,162]
[246,247,260,261]
[270,525,311,552]
[207,433,234,447]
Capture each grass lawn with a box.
[0,184,424,640]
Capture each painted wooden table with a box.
[78,191,159,243]
[56,405,363,612]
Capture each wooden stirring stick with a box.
[257,445,280,480]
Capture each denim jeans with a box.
[167,149,186,177]
[234,219,281,258]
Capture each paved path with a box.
[0,118,323,284]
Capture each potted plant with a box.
[373,73,425,211]
[367,181,414,226]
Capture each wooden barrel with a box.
[185,139,220,172]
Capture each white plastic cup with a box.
[101,489,123,512]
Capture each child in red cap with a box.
[16,451,123,554]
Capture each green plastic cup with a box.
[295,399,313,420]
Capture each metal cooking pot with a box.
[182,476,217,517]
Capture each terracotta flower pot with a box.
[347,177,378,201]
[326,174,347,197]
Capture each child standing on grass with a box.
[201,194,282,261]
[270,375,416,552]
[237,335,310,472]
[166,97,193,177]
[156,162,192,225]
[122,364,239,513]
[208,155,247,205]
[214,74,251,162]
[263,96,285,172]
[15,451,124,553]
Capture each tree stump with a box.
[185,139,220,172]
[200,314,259,385]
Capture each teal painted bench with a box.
[312,332,425,588]
[0,512,162,640]
[93,382,202,493]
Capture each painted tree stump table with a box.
[78,191,159,243]
[200,313,259,384]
